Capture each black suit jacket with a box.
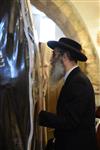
[39,67,98,150]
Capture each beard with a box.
[49,59,65,85]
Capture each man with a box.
[38,38,98,150]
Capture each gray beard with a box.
[50,59,65,85]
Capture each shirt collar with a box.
[64,65,78,81]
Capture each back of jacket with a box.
[54,67,97,150]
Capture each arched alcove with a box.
[31,0,100,104]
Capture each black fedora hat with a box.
[47,37,87,61]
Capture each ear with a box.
[62,53,69,66]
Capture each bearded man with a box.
[38,38,98,150]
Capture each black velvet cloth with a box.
[0,74,30,150]
[0,1,30,149]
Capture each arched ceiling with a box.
[30,0,99,53]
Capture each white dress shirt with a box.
[64,65,78,81]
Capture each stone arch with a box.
[31,0,100,101]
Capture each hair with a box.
[57,47,78,63]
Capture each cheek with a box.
[62,60,67,70]
[61,60,66,73]
[60,59,65,67]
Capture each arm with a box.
[39,79,91,130]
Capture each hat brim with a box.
[47,41,87,62]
